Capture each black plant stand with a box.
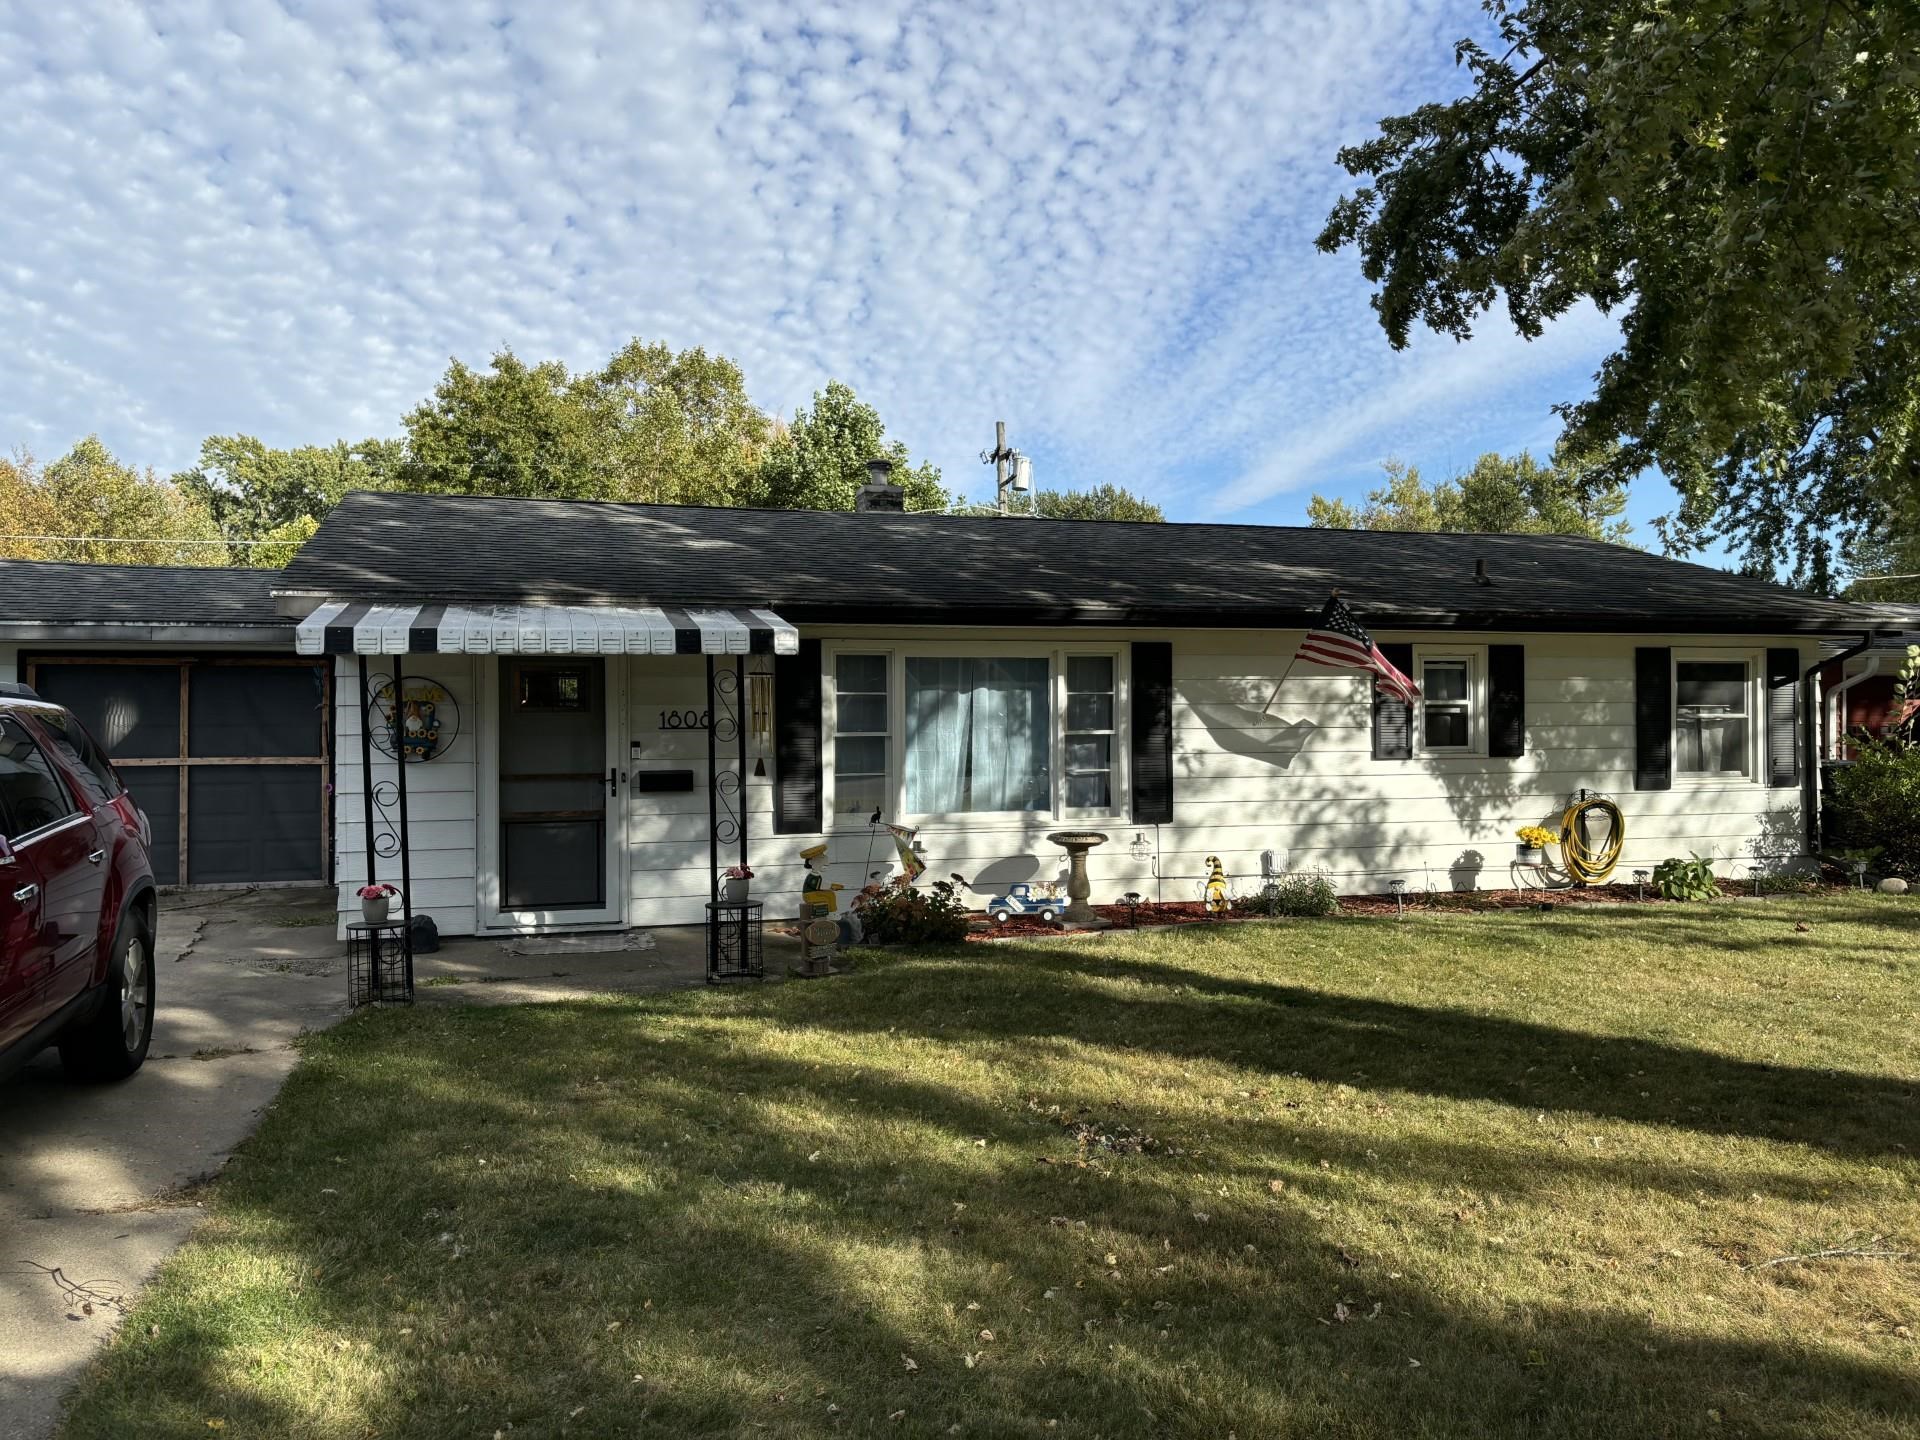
[705,899,764,983]
[347,920,414,1007]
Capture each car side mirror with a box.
[0,836,14,867]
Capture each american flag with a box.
[1294,594,1420,705]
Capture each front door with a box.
[495,658,622,925]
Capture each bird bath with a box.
[1046,830,1110,927]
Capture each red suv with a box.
[0,681,158,1083]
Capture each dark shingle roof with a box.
[274,492,1884,634]
[0,560,290,626]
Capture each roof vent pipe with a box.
[1474,558,1492,586]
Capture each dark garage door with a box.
[28,657,329,886]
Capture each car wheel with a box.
[59,910,154,1083]
[1039,908,1057,922]
[991,909,1011,924]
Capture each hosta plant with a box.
[1653,855,1720,902]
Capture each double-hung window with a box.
[832,654,891,817]
[1675,658,1752,779]
[1416,651,1478,753]
[1064,656,1116,809]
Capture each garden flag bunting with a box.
[1294,594,1421,705]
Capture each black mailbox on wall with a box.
[634,769,696,793]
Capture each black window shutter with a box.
[1766,647,1800,788]
[1488,644,1526,758]
[1130,641,1174,824]
[1634,646,1672,791]
[1371,642,1414,760]
[772,638,822,834]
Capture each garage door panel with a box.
[188,765,324,883]
[29,657,327,887]
[119,767,180,886]
[189,665,325,757]
[34,664,181,759]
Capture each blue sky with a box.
[1,1,1688,547]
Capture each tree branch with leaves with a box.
[1318,0,1920,590]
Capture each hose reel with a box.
[1559,791,1624,885]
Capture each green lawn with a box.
[62,897,1920,1439]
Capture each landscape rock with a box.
[1877,877,1908,895]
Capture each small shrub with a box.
[853,876,971,944]
[1239,872,1339,918]
[1829,739,1920,879]
[1653,854,1720,901]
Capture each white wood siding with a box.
[332,656,479,938]
[330,629,1817,936]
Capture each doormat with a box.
[502,930,658,957]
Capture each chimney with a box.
[856,456,905,512]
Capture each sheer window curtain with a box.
[906,658,1049,812]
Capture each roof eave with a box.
[262,589,1874,635]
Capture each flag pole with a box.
[1263,588,1337,716]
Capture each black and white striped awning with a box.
[294,602,799,657]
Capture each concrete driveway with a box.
[0,887,345,1440]
[0,888,781,1436]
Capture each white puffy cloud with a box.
[0,0,1616,520]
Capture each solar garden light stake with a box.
[1388,877,1408,919]
[1634,869,1650,902]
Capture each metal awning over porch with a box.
[294,602,799,657]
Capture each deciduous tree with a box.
[2,439,229,565]
[1317,0,1920,588]
[1307,450,1633,543]
[175,434,404,567]
[954,482,1166,522]
[747,381,948,512]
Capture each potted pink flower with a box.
[721,864,754,903]
[358,882,400,925]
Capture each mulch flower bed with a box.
[776,880,1855,945]
[969,879,1844,938]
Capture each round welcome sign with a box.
[371,678,460,762]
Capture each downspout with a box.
[1824,655,1882,758]
[1803,633,1878,853]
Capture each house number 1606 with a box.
[658,709,710,730]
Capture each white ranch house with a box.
[1,486,1892,937]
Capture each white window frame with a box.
[820,642,1130,827]
[824,648,895,829]
[1412,646,1484,756]
[1062,652,1121,816]
[1672,649,1761,784]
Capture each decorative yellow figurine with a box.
[797,842,843,977]
[1203,855,1230,917]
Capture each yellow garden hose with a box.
[1559,794,1624,885]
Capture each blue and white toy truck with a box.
[985,882,1059,924]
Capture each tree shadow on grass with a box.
[64,1001,1920,1440]
[780,941,1920,1165]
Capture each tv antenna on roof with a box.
[979,420,1033,517]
